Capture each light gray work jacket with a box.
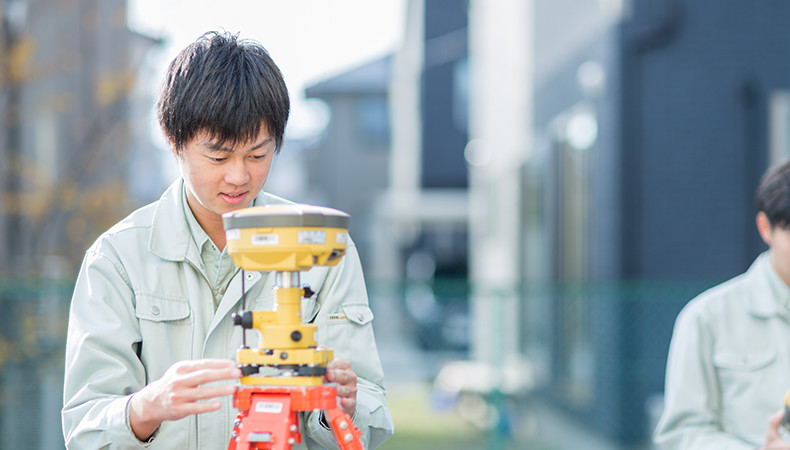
[654,252,790,449]
[62,179,393,449]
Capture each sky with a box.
[127,0,406,140]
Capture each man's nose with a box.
[225,158,250,185]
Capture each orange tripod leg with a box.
[324,407,363,450]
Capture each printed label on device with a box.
[298,230,326,244]
[252,234,279,246]
[255,401,284,413]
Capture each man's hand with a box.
[325,359,357,417]
[129,359,241,441]
[761,409,790,449]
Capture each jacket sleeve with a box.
[653,302,755,450]
[62,247,151,449]
[303,239,394,449]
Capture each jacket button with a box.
[245,273,254,281]
[357,312,364,322]
[151,305,160,315]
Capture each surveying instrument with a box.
[223,204,363,450]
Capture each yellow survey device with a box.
[223,204,363,449]
[224,204,349,272]
[222,204,350,386]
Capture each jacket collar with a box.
[148,179,193,262]
[746,251,790,318]
[148,178,272,262]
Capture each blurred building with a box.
[469,0,790,447]
[304,56,392,266]
[311,0,790,447]
[306,0,471,351]
[0,0,159,447]
[0,0,160,274]
[375,0,470,351]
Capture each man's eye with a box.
[210,157,227,163]
[252,154,268,160]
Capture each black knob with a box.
[291,330,302,342]
[232,311,253,329]
[240,364,260,376]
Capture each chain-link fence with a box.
[0,276,716,449]
[0,276,72,449]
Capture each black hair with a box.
[755,158,790,228]
[156,30,290,152]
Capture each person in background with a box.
[62,30,393,449]
[654,158,790,449]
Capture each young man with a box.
[654,159,790,449]
[62,31,393,449]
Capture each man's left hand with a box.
[325,359,357,417]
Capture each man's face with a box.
[758,212,790,286]
[768,226,790,287]
[173,127,275,231]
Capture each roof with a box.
[305,55,392,97]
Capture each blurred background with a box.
[1,0,789,448]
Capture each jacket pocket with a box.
[341,303,374,325]
[319,303,375,357]
[713,348,777,421]
[135,293,191,323]
[134,293,193,380]
[713,349,775,371]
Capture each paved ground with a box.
[371,296,653,450]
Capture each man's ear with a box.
[166,137,178,157]
[757,211,773,247]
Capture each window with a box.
[356,95,389,146]
[769,90,790,165]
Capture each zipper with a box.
[185,260,243,312]
[223,267,242,303]
[185,259,220,311]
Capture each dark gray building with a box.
[524,0,790,445]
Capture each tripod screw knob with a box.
[232,311,254,329]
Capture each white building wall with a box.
[467,0,533,366]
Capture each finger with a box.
[335,384,357,399]
[176,366,241,389]
[328,359,351,370]
[331,369,357,387]
[339,397,356,417]
[339,397,356,408]
[174,359,239,373]
[767,410,784,439]
[172,398,225,417]
[167,385,236,409]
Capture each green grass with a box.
[379,382,551,450]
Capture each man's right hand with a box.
[761,409,790,450]
[129,359,241,442]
